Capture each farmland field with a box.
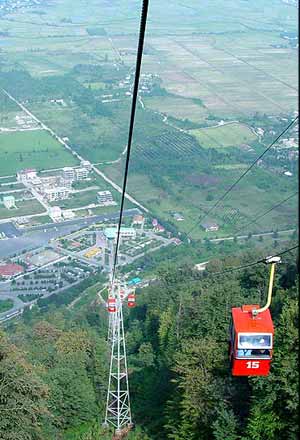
[0,130,78,176]
[144,96,208,123]
[0,0,297,236]
[190,122,257,149]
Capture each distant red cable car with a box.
[127,293,136,308]
[229,304,274,376]
[107,297,117,313]
[120,289,125,300]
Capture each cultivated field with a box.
[0,0,297,234]
[0,0,297,121]
[144,96,208,123]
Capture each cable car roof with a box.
[232,305,274,333]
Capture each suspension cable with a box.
[111,0,149,286]
[185,116,298,238]
[159,245,299,291]
[208,244,299,276]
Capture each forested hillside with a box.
[0,249,298,439]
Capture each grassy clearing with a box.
[190,123,257,149]
[0,199,44,219]
[0,130,78,176]
[28,215,52,225]
[72,282,103,310]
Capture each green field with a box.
[190,123,257,149]
[0,299,14,312]
[0,199,45,219]
[0,129,78,176]
[144,95,208,123]
[28,100,129,163]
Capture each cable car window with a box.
[238,333,272,349]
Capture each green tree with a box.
[0,331,51,440]
[46,353,98,430]
[245,294,299,440]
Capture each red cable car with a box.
[120,289,125,300]
[107,297,117,313]
[229,304,274,376]
[127,293,136,308]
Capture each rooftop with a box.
[104,227,135,239]
[0,263,24,277]
[232,306,274,334]
[201,221,219,229]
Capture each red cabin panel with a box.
[232,358,271,376]
[230,305,274,377]
[108,297,116,313]
[127,293,136,308]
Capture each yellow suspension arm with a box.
[253,256,281,316]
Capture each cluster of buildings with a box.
[48,206,75,222]
[117,73,160,97]
[17,160,92,203]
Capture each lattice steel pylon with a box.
[104,283,132,435]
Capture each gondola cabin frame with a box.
[229,304,274,376]
[127,293,136,308]
[108,297,117,313]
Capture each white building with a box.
[201,221,219,232]
[17,168,37,182]
[59,177,73,189]
[81,160,92,171]
[44,187,70,202]
[75,167,89,180]
[104,227,136,241]
[62,167,75,181]
[97,190,115,206]
[48,206,62,221]
[62,209,75,220]
[132,214,145,225]
[39,176,57,186]
[3,195,15,209]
